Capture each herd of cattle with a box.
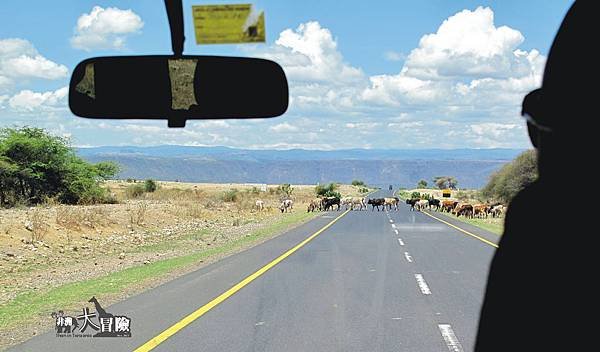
[288,195,506,218]
[305,196,401,212]
[262,192,506,219]
[404,198,506,218]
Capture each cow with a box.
[441,200,458,213]
[279,199,293,213]
[428,198,441,211]
[453,203,474,218]
[367,198,385,211]
[384,197,399,210]
[255,200,264,211]
[406,198,420,211]
[307,199,320,212]
[473,204,490,218]
[322,197,341,211]
[415,199,429,211]
[350,197,366,210]
[340,196,353,210]
[490,204,505,218]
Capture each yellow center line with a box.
[134,209,352,352]
[420,211,499,248]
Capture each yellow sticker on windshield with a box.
[192,4,265,44]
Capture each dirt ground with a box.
[0,182,365,305]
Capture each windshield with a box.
[0,1,573,351]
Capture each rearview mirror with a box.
[69,56,289,127]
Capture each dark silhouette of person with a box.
[475,2,595,350]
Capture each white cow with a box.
[415,199,429,211]
[255,200,265,211]
[279,199,293,213]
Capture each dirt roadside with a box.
[0,181,369,349]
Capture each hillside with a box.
[78,146,523,188]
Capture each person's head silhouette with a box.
[521,1,592,180]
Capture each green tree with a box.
[433,176,458,190]
[481,150,537,203]
[0,127,120,206]
[417,179,428,188]
[433,176,447,189]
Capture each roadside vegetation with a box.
[402,150,538,236]
[0,127,120,207]
[481,150,537,204]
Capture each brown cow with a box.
[473,204,490,218]
[441,200,458,213]
[453,203,474,218]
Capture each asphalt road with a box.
[13,190,498,352]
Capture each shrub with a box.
[276,183,294,196]
[315,183,338,197]
[144,179,158,193]
[125,184,145,198]
[351,180,366,187]
[221,189,238,202]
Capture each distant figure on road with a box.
[388,185,393,191]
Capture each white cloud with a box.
[384,51,406,62]
[345,122,381,130]
[8,86,68,112]
[387,121,423,129]
[269,122,298,132]
[361,7,545,109]
[270,21,363,84]
[71,6,144,51]
[470,122,518,138]
[0,38,68,90]
[247,21,366,115]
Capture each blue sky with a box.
[0,1,573,149]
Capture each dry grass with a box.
[128,202,148,226]
[27,209,48,243]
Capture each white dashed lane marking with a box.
[404,252,413,263]
[398,238,405,246]
[414,274,432,295]
[438,324,464,352]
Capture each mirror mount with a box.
[164,0,185,58]
[167,112,186,128]
[165,0,185,126]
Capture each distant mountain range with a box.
[77,146,525,189]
